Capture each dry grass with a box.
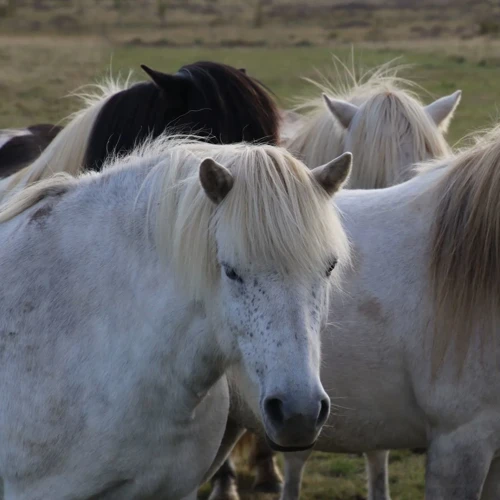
[2,35,500,145]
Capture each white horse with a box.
[213,63,462,500]
[228,124,500,500]
[282,65,461,500]
[284,61,461,186]
[0,136,352,500]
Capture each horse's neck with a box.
[68,166,229,415]
[335,168,443,273]
[116,167,229,409]
[338,166,440,219]
[168,305,229,409]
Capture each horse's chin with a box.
[265,434,316,453]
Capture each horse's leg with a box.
[208,458,239,500]
[250,434,283,493]
[480,457,500,500]
[279,449,312,500]
[426,430,493,499]
[365,450,391,500]
[206,417,245,500]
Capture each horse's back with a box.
[0,124,62,178]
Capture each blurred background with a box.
[1,0,500,143]
[0,0,499,498]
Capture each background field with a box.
[1,1,500,499]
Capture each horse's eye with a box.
[224,266,243,283]
[326,259,338,277]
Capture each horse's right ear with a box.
[312,152,352,196]
[322,94,359,129]
[425,90,462,132]
[141,64,187,101]
[199,158,234,204]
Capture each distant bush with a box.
[478,20,500,36]
[49,15,80,33]
[295,39,312,47]
[449,55,466,64]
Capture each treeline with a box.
[1,0,274,26]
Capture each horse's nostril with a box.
[264,397,285,425]
[318,398,330,426]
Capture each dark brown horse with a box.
[1,61,280,190]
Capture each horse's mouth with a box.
[265,434,316,453]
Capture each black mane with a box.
[84,61,280,171]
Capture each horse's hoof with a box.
[252,480,283,494]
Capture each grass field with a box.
[3,35,500,146]
[1,2,500,499]
[196,449,426,499]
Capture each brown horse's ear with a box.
[141,64,188,102]
[239,68,247,74]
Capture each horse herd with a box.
[0,58,498,500]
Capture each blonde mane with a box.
[287,59,451,188]
[134,136,350,301]
[0,136,349,303]
[0,173,75,223]
[428,125,500,371]
[0,75,131,202]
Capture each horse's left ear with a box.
[199,158,234,204]
[141,64,188,101]
[312,152,352,196]
[322,94,359,129]
[425,90,462,132]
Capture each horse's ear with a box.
[425,90,462,132]
[312,152,352,196]
[322,94,358,129]
[141,64,187,100]
[199,158,234,204]
[239,68,247,74]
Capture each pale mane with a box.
[0,173,75,222]
[344,88,451,188]
[429,125,500,372]
[0,75,132,203]
[286,58,450,188]
[286,59,408,168]
[123,136,351,301]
